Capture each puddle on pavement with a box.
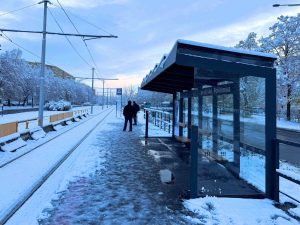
[159,169,175,184]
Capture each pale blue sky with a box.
[0,0,298,89]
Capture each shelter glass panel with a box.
[217,94,234,162]
[192,96,198,126]
[183,98,188,137]
[239,76,266,192]
[174,92,180,137]
[202,95,213,151]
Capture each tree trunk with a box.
[286,84,292,121]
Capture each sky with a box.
[0,0,299,91]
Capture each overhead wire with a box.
[0,2,39,17]
[0,31,55,66]
[55,0,104,79]
[51,2,113,36]
[47,7,94,69]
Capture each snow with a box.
[177,39,277,59]
[1,138,27,152]
[289,206,300,218]
[1,109,299,224]
[0,106,91,127]
[53,124,64,131]
[31,129,46,140]
[0,133,20,143]
[184,197,299,225]
[0,108,112,224]
[277,169,300,182]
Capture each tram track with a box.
[0,108,114,225]
[0,107,112,169]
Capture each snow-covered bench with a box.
[0,133,27,152]
[29,127,46,140]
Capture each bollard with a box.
[145,111,149,138]
[190,125,198,199]
[26,120,29,129]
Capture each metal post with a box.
[38,0,49,127]
[265,73,277,200]
[190,125,198,198]
[179,96,183,136]
[106,88,109,108]
[91,67,95,114]
[198,87,203,149]
[172,93,176,137]
[145,111,149,138]
[116,101,117,117]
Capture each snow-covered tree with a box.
[235,32,259,51]
[0,49,94,106]
[260,14,300,121]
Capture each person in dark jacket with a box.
[132,101,140,125]
[123,100,134,131]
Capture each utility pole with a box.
[0,1,118,127]
[38,0,49,127]
[91,67,95,114]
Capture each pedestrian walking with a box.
[133,101,140,125]
[123,100,134,131]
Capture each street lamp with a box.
[273,3,300,7]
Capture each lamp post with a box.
[273,3,300,7]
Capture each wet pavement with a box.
[38,118,194,225]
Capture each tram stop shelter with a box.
[141,39,278,200]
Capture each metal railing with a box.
[144,108,173,135]
[274,139,300,203]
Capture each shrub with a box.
[45,100,72,111]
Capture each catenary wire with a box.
[47,7,94,69]
[51,2,114,36]
[0,31,55,66]
[55,0,103,79]
[0,2,39,17]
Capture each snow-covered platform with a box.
[5,112,298,224]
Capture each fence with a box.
[274,139,300,203]
[144,108,173,135]
[0,109,89,138]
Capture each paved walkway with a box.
[39,116,193,225]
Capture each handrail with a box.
[276,139,300,148]
[275,138,300,203]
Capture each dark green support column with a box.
[190,125,198,198]
[179,96,183,136]
[172,93,176,137]
[145,111,149,138]
[265,74,277,200]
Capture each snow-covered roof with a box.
[177,39,277,59]
[141,39,277,93]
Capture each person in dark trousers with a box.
[123,100,134,131]
[132,101,140,125]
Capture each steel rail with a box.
[0,108,113,224]
[0,107,111,169]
